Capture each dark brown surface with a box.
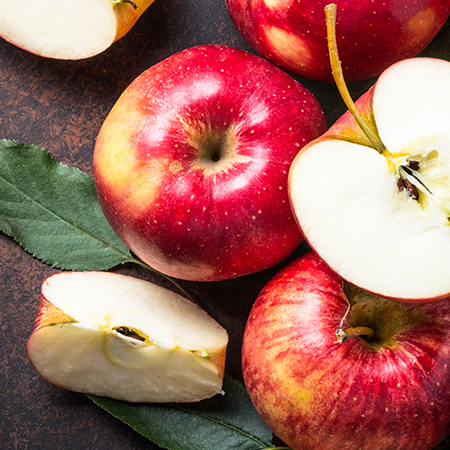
[6,2,450,449]
[0,2,313,449]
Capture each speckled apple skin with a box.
[242,252,450,450]
[225,0,450,82]
[93,44,326,281]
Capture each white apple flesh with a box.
[289,57,450,301]
[27,271,228,403]
[0,0,155,60]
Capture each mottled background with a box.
[1,1,449,449]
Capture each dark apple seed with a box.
[115,326,146,341]
[397,178,420,201]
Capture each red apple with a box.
[93,44,326,282]
[242,252,450,450]
[225,0,450,82]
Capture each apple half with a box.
[289,56,450,301]
[27,271,228,403]
[0,0,155,60]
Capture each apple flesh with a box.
[27,271,228,403]
[93,44,327,282]
[242,252,450,450]
[225,0,450,82]
[288,57,450,301]
[0,0,155,60]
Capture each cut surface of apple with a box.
[0,0,155,60]
[289,57,450,301]
[27,271,228,403]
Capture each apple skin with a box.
[242,252,450,450]
[113,0,157,45]
[93,44,327,282]
[225,0,450,82]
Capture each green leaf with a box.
[0,139,132,271]
[88,376,275,450]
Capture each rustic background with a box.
[1,1,450,449]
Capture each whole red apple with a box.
[242,252,450,450]
[225,0,450,82]
[93,44,326,282]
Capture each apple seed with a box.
[114,326,146,341]
[407,159,420,170]
[397,177,420,201]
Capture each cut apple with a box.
[0,0,155,60]
[27,271,228,403]
[289,56,450,302]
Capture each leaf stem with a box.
[324,3,387,154]
[263,447,292,450]
[130,256,195,302]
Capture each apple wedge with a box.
[27,271,228,403]
[0,0,155,60]
[289,56,450,302]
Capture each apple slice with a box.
[27,271,228,403]
[289,55,450,302]
[0,0,155,60]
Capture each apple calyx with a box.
[191,127,242,175]
[111,0,138,9]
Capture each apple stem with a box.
[336,325,374,343]
[324,4,387,155]
[336,296,374,343]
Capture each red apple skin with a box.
[242,252,450,450]
[225,0,450,82]
[93,44,326,282]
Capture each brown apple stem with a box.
[336,325,374,343]
[324,4,387,155]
